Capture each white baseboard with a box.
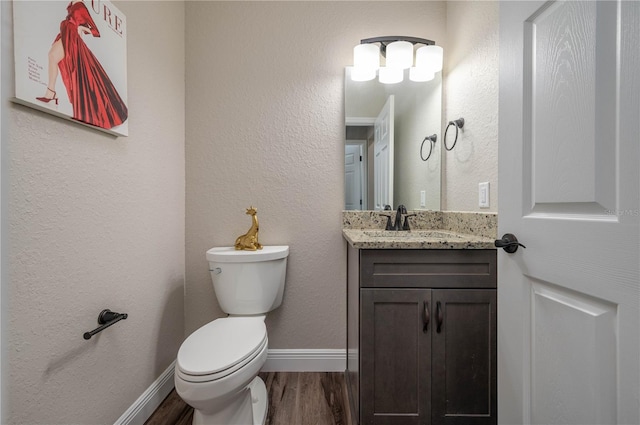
[113,360,175,425]
[262,349,346,372]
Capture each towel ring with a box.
[444,118,464,151]
[420,134,438,162]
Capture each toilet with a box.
[175,245,289,425]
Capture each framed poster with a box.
[13,0,128,136]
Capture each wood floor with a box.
[145,372,352,425]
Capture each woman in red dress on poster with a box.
[37,0,128,130]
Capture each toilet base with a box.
[249,376,268,425]
[192,376,268,425]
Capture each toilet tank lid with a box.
[206,245,289,263]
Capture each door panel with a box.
[530,280,617,425]
[346,144,363,210]
[499,1,639,424]
[374,95,394,210]
[525,1,617,213]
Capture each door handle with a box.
[436,301,443,334]
[495,233,526,253]
[423,301,430,333]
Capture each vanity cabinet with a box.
[347,247,497,425]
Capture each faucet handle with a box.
[379,214,393,230]
[402,214,417,231]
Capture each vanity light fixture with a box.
[351,36,443,84]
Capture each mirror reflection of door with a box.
[374,95,394,210]
[346,118,375,209]
[345,95,395,211]
[345,143,366,210]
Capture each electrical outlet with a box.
[420,190,426,207]
[479,182,490,208]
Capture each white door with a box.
[498,1,639,424]
[374,95,394,210]
[345,143,363,210]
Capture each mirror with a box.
[345,67,441,211]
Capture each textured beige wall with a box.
[185,1,446,347]
[4,2,185,423]
[443,0,499,212]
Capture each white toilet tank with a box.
[206,245,289,315]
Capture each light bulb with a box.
[353,44,380,70]
[385,41,413,69]
[351,67,376,82]
[416,45,443,73]
[379,67,403,84]
[409,67,435,82]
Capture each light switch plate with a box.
[479,182,490,208]
[420,190,426,207]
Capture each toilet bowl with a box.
[175,246,289,425]
[175,317,269,425]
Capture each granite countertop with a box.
[342,210,498,250]
[342,228,496,249]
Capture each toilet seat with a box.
[177,317,267,383]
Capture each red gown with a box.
[55,1,128,129]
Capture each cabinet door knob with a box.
[436,301,443,333]
[423,301,430,333]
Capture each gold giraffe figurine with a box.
[234,206,263,251]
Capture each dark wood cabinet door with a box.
[360,289,432,425]
[431,289,497,425]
